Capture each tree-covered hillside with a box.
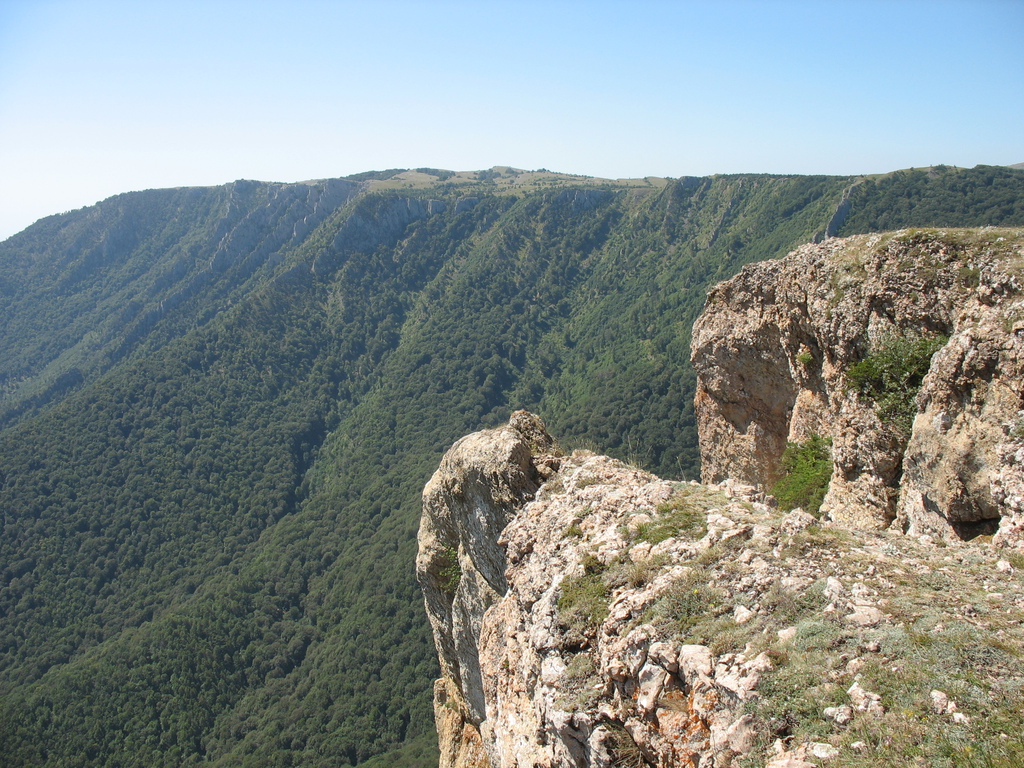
[1,165,1022,767]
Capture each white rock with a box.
[844,605,884,626]
[734,604,755,624]
[777,626,798,644]
[808,741,840,759]
[930,689,950,714]
[635,662,668,715]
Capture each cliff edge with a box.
[417,416,1023,767]
[692,228,1024,545]
[417,229,1024,767]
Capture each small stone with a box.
[808,742,839,759]
[861,640,881,653]
[734,605,755,624]
[996,559,1013,573]
[850,741,867,750]
[824,704,853,725]
[777,626,798,644]
[952,712,970,725]
[930,690,950,714]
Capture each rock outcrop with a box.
[418,412,1024,767]
[691,228,1024,544]
[419,229,1024,767]
[417,411,560,767]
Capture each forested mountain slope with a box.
[1,164,1022,767]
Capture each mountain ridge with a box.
[2,164,1023,766]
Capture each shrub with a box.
[846,331,948,436]
[770,435,833,516]
[438,546,461,597]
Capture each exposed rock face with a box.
[419,412,1024,767]
[691,229,1024,544]
[417,411,559,767]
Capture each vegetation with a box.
[837,165,1024,235]
[438,547,462,597]
[770,435,834,515]
[847,332,948,436]
[557,559,611,647]
[0,165,1021,766]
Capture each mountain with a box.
[1,164,1023,767]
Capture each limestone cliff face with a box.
[416,411,559,767]
[418,411,784,767]
[418,412,1024,767]
[691,229,1024,544]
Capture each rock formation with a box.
[691,228,1024,544]
[418,412,1024,767]
[418,229,1024,767]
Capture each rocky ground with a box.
[419,414,1024,768]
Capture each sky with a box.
[0,0,1022,241]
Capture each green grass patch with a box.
[770,435,833,515]
[558,557,611,646]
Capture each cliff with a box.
[418,413,1023,767]
[691,228,1024,546]
[417,229,1024,767]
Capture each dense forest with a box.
[1,164,1022,767]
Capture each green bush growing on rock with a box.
[846,331,948,436]
[770,435,833,516]
[438,546,461,597]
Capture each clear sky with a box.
[1,0,1021,241]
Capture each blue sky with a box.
[1,0,1021,240]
